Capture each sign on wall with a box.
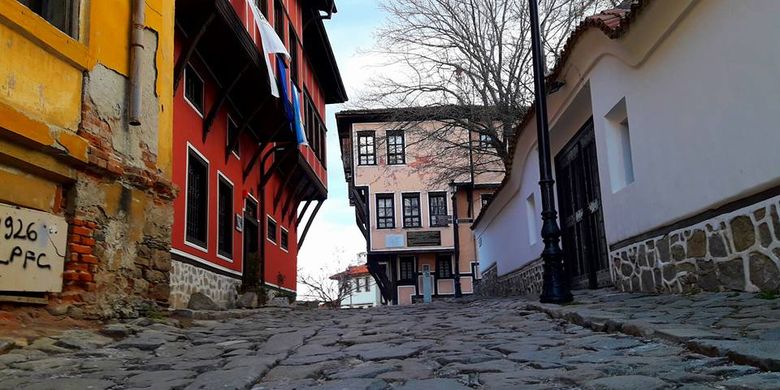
[385,234,405,248]
[407,231,442,247]
[0,203,67,293]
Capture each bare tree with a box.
[359,0,623,185]
[297,267,356,308]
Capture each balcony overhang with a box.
[175,0,294,144]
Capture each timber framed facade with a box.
[170,0,346,308]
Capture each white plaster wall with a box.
[341,278,381,307]
[475,0,780,276]
[590,0,780,244]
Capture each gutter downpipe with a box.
[128,0,145,126]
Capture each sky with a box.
[297,0,385,291]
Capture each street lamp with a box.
[527,0,573,304]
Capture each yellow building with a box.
[0,0,175,318]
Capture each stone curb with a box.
[524,302,780,372]
[171,305,300,321]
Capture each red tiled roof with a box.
[329,264,370,280]
[473,0,650,230]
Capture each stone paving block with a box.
[18,378,115,390]
[719,372,780,389]
[393,378,471,390]
[583,375,670,390]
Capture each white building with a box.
[474,0,780,295]
[331,264,382,309]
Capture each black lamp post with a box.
[527,0,573,304]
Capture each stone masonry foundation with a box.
[611,194,780,294]
[476,258,544,297]
[169,260,242,309]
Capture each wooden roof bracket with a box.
[297,200,323,250]
[173,13,216,92]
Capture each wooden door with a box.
[555,119,610,289]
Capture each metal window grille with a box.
[186,150,208,247]
[280,228,289,251]
[267,218,277,243]
[218,177,233,258]
[184,66,204,114]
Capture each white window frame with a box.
[216,171,235,262]
[280,226,289,253]
[184,143,209,253]
[226,115,241,160]
[184,65,205,118]
[266,215,278,245]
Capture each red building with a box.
[170,0,346,308]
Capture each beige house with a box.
[337,108,502,304]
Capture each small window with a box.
[386,131,405,165]
[355,278,361,292]
[429,192,448,227]
[267,216,277,243]
[376,194,395,229]
[186,147,209,249]
[364,276,370,291]
[280,228,289,251]
[478,133,491,149]
[18,0,80,39]
[436,256,452,278]
[227,117,240,158]
[480,194,493,208]
[184,65,205,115]
[357,132,376,165]
[605,98,635,193]
[399,257,415,282]
[217,174,234,259]
[289,28,299,86]
[274,0,285,42]
[402,193,421,228]
[526,193,538,245]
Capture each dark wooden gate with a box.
[242,197,259,287]
[555,119,610,289]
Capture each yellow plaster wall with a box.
[0,165,58,212]
[0,0,174,179]
[0,23,82,130]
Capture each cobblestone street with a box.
[2,294,780,390]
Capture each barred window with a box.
[280,228,289,251]
[227,117,240,158]
[267,217,277,243]
[358,132,376,165]
[429,192,448,227]
[186,148,209,248]
[184,65,204,115]
[376,194,395,229]
[217,175,233,259]
[386,131,405,165]
[402,193,421,228]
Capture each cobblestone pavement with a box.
[2,297,780,390]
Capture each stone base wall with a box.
[476,258,544,297]
[611,195,780,294]
[169,260,242,309]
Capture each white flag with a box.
[248,1,289,98]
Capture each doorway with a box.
[242,196,260,287]
[555,119,610,289]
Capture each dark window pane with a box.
[218,177,233,258]
[274,0,285,42]
[186,149,208,247]
[429,193,448,227]
[376,194,395,229]
[399,257,415,281]
[280,228,289,251]
[267,217,277,243]
[184,65,204,114]
[289,28,298,86]
[436,256,452,278]
[227,118,240,157]
[387,131,405,165]
[18,0,80,38]
[402,193,421,228]
[365,276,370,291]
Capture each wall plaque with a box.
[407,231,442,247]
[385,234,405,248]
[0,203,67,293]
